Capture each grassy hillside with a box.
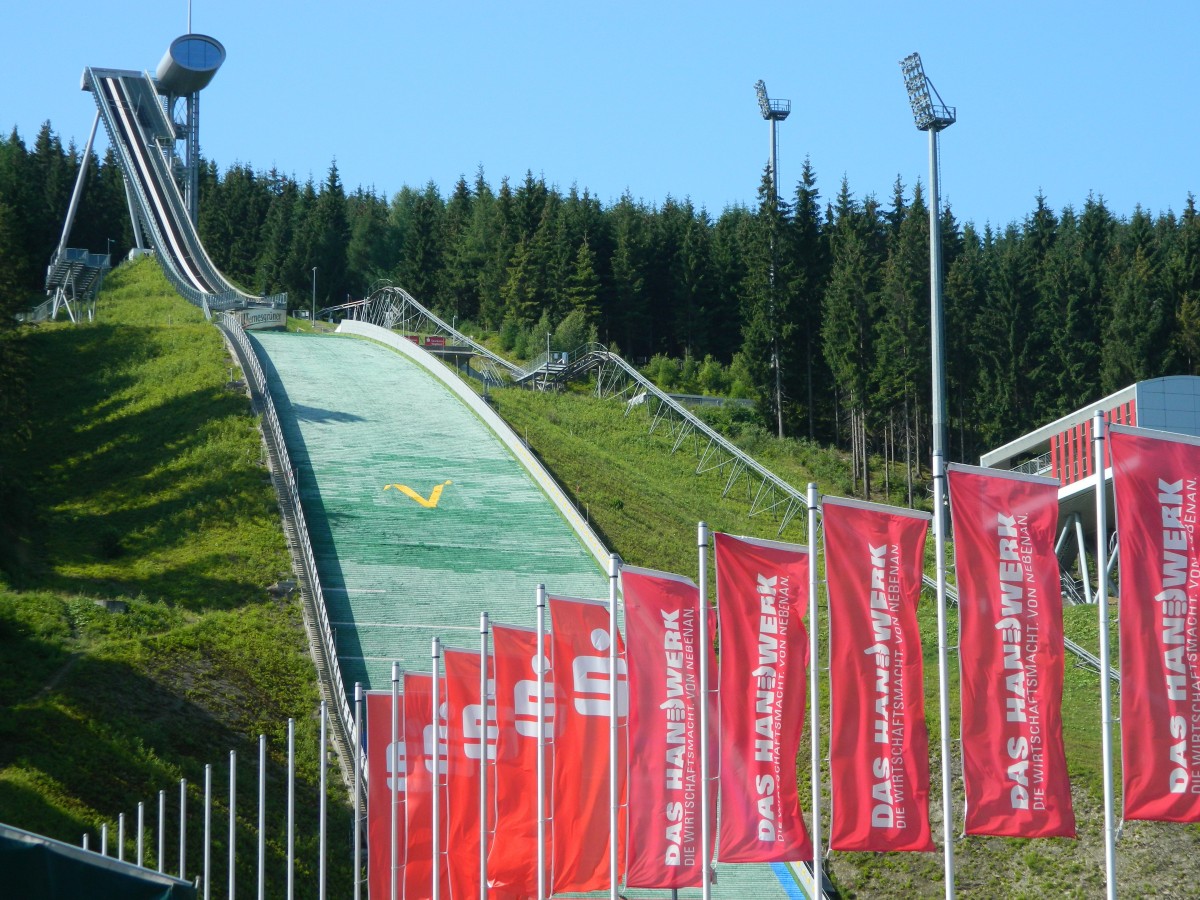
[0,259,351,895]
[4,261,1199,897]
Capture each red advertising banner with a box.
[947,464,1076,838]
[488,624,546,895]
[401,672,448,900]
[824,496,935,852]
[548,595,627,894]
[621,566,717,888]
[713,532,813,862]
[1110,424,1200,821]
[443,648,496,900]
[366,691,404,900]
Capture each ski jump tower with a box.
[155,33,226,225]
[46,26,285,318]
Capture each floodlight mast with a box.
[754,79,791,201]
[899,51,957,900]
[754,80,791,439]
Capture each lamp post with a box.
[106,237,114,262]
[311,267,317,324]
[899,51,956,900]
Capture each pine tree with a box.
[564,238,601,325]
[822,178,881,495]
[739,166,794,435]
[788,157,830,440]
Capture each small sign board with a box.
[424,335,446,349]
[231,308,286,330]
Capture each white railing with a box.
[216,314,359,783]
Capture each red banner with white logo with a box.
[548,595,627,894]
[621,566,717,888]
[713,532,813,862]
[488,624,546,894]
[947,464,1076,837]
[401,672,448,900]
[1110,424,1200,821]
[443,648,495,900]
[824,496,935,852]
[366,691,404,900]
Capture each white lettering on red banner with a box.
[948,464,1075,837]
[825,498,934,852]
[714,533,812,862]
[1106,428,1200,822]
[623,566,715,889]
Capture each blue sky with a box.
[5,0,1198,229]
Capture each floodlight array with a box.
[899,52,955,132]
[754,79,791,121]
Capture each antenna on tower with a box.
[753,80,790,202]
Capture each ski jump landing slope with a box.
[248,323,802,899]
[249,324,609,688]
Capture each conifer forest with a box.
[4,120,1199,484]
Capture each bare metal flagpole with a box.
[319,700,328,900]
[259,734,267,900]
[609,553,620,900]
[480,612,491,900]
[697,523,712,900]
[204,765,212,900]
[432,638,443,900]
[1093,412,1118,900]
[353,687,363,900]
[808,483,823,897]
[287,718,295,900]
[536,585,548,900]
[158,789,165,873]
[179,778,187,880]
[392,663,401,900]
[229,751,236,900]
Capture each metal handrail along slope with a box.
[215,314,357,787]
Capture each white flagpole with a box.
[259,733,268,900]
[697,523,712,900]
[138,801,145,867]
[179,778,187,880]
[119,812,126,862]
[392,662,401,900]
[432,637,443,900]
[1093,412,1118,899]
[536,584,548,900]
[353,687,363,900]
[204,765,212,900]
[608,552,620,900]
[808,482,823,897]
[480,611,491,900]
[229,751,237,900]
[287,718,295,900]
[158,789,166,874]
[319,700,328,900]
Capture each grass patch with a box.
[0,259,350,895]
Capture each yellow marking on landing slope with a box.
[383,481,454,508]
